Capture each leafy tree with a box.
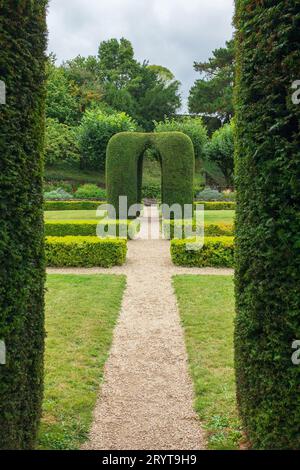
[62,55,103,113]
[78,109,137,170]
[45,118,80,166]
[188,39,235,123]
[205,122,234,188]
[154,116,208,160]
[46,57,80,125]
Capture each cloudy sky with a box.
[47,0,234,110]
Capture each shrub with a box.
[0,1,47,449]
[78,109,137,170]
[74,184,106,200]
[171,237,234,267]
[194,201,236,210]
[205,122,234,188]
[44,200,105,211]
[45,220,140,239]
[154,116,208,160]
[45,236,127,267]
[44,188,74,200]
[45,118,80,167]
[107,132,194,218]
[44,181,73,193]
[234,1,300,449]
[196,187,223,201]
[142,182,161,200]
[163,220,234,239]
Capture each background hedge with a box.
[44,200,105,211]
[194,201,236,210]
[171,236,234,267]
[45,220,140,239]
[106,132,194,218]
[234,0,300,449]
[46,236,127,267]
[0,1,47,449]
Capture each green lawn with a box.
[173,275,241,450]
[38,274,126,450]
[45,209,235,225]
[44,210,105,221]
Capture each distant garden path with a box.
[48,207,233,450]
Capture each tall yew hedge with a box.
[0,1,48,449]
[234,1,300,449]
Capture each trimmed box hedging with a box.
[45,236,127,267]
[171,237,234,268]
[45,220,140,239]
[0,1,47,450]
[163,220,234,239]
[106,132,194,218]
[44,200,105,211]
[234,1,300,449]
[194,201,236,210]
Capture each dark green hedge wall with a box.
[106,132,194,218]
[234,0,300,449]
[0,1,48,449]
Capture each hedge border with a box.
[162,220,234,239]
[171,236,234,267]
[194,201,236,210]
[45,220,140,239]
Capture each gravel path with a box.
[48,207,233,450]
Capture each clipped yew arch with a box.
[106,132,195,217]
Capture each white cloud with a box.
[47,0,234,110]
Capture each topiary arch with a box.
[106,132,195,217]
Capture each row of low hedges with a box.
[45,220,140,239]
[44,200,236,212]
[171,236,234,268]
[163,220,234,239]
[45,236,127,267]
[44,200,105,211]
[194,201,236,210]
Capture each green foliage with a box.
[154,117,208,160]
[74,184,106,200]
[78,109,136,170]
[163,220,234,239]
[196,188,224,201]
[45,220,140,239]
[45,236,127,267]
[205,122,234,187]
[44,188,74,200]
[106,132,194,218]
[45,118,80,166]
[44,200,104,211]
[0,0,47,449]
[194,201,236,210]
[98,38,181,130]
[234,0,300,449]
[142,182,161,199]
[46,58,80,125]
[171,237,234,268]
[188,39,234,122]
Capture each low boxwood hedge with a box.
[171,236,234,268]
[45,236,127,267]
[45,220,140,239]
[44,200,105,211]
[163,220,234,239]
[194,201,236,210]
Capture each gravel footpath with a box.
[48,207,233,450]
